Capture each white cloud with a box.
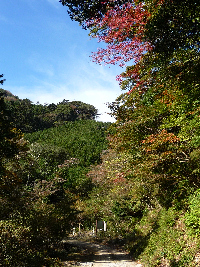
[6,49,123,122]
[7,73,121,122]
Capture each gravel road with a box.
[62,239,143,267]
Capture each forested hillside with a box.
[25,120,110,196]
[0,87,110,266]
[0,88,98,132]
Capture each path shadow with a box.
[58,238,133,265]
[59,241,95,262]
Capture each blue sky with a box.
[0,0,125,122]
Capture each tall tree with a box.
[0,81,76,266]
[60,1,200,264]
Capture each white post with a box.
[104,221,107,232]
[72,227,76,236]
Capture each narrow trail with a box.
[62,238,143,267]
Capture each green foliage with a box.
[135,208,196,267]
[29,142,69,180]
[0,97,25,166]
[0,149,76,266]
[185,189,200,236]
[55,100,98,122]
[146,0,200,55]
[0,176,76,266]
[24,120,110,205]
[26,120,110,167]
[0,90,102,266]
[58,0,200,264]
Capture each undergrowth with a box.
[126,205,200,266]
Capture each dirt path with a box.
[62,239,143,267]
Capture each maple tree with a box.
[90,1,152,67]
[59,0,131,27]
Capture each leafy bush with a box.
[133,208,196,267]
[185,189,200,236]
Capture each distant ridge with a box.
[0,88,19,101]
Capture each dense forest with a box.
[0,87,110,266]
[1,0,200,266]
